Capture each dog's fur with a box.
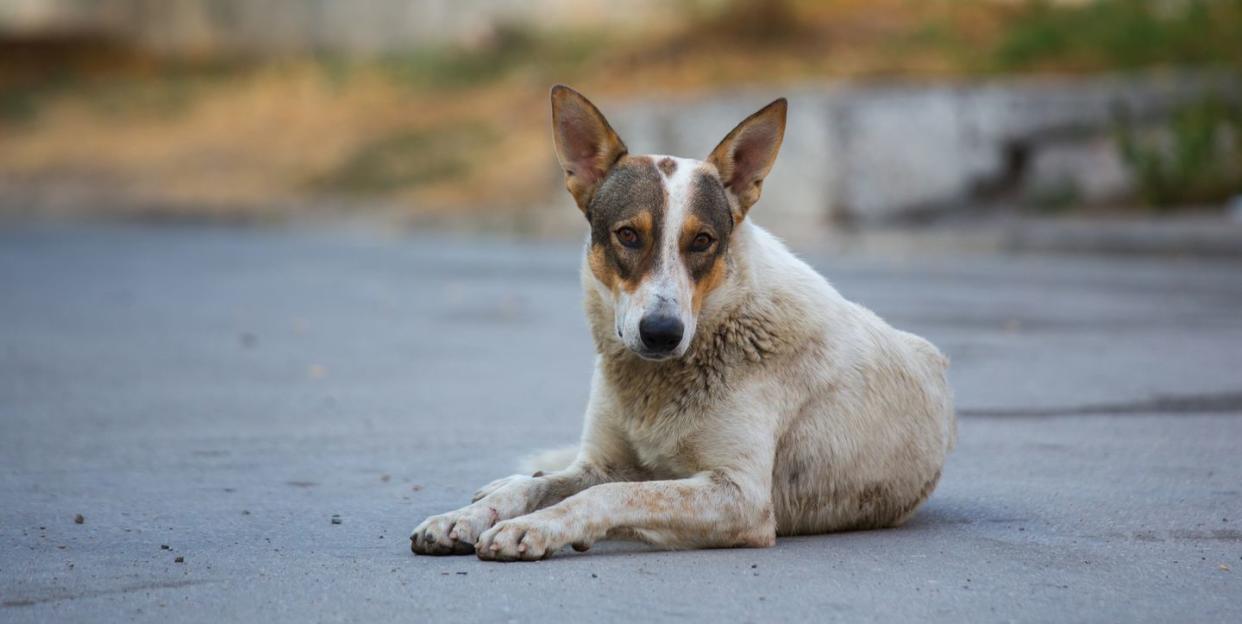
[410,86,955,561]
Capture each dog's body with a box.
[411,87,954,561]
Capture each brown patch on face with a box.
[692,259,725,313]
[586,155,667,294]
[587,244,615,292]
[682,168,734,313]
[657,157,677,177]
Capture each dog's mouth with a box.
[633,348,679,362]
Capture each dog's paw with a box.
[410,505,498,556]
[471,474,527,503]
[475,516,568,562]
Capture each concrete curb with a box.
[808,216,1242,259]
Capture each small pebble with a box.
[73,514,85,525]
[591,573,598,578]
[174,556,184,563]
[456,571,467,576]
[160,545,170,550]
[331,515,342,525]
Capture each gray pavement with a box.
[1,221,1240,622]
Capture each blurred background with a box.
[1,0,1240,244]
[3,4,1242,619]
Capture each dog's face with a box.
[551,86,786,360]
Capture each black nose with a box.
[639,314,684,353]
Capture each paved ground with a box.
[1,221,1240,623]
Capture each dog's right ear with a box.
[551,85,628,215]
[707,98,787,223]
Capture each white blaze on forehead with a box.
[653,155,702,291]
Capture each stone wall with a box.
[608,71,1240,235]
[0,0,672,54]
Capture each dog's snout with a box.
[639,314,684,353]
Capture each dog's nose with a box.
[639,314,684,353]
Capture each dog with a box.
[410,85,955,561]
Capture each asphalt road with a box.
[1,221,1240,622]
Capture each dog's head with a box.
[551,85,786,360]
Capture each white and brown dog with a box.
[410,86,955,561]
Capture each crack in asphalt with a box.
[886,314,1242,332]
[960,391,1242,418]
[2,579,214,608]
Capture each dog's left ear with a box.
[707,98,787,222]
[551,85,628,215]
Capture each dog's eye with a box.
[615,227,641,248]
[689,233,715,252]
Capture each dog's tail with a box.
[518,444,579,474]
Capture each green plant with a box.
[375,24,602,90]
[993,0,1242,72]
[1116,96,1242,208]
[0,46,251,124]
[313,123,498,194]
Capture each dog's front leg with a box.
[412,366,639,556]
[475,470,776,561]
[410,464,612,555]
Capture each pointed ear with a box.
[707,98,787,222]
[550,85,628,214]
